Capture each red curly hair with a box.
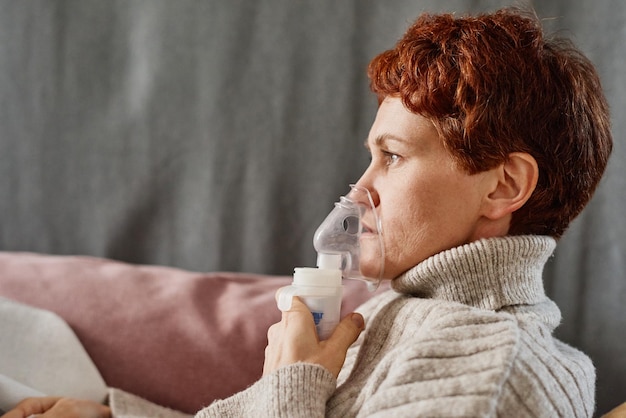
[368,8,613,238]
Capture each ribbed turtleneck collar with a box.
[391,235,556,312]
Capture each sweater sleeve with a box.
[108,388,192,418]
[195,363,336,418]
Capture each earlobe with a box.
[484,152,539,220]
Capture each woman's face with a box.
[356,96,493,280]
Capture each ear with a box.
[482,152,538,220]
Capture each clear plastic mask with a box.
[313,185,384,291]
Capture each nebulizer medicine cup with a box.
[276,185,384,339]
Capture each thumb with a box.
[328,313,365,351]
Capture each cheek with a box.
[378,205,430,278]
[376,178,468,277]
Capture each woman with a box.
[4,7,612,418]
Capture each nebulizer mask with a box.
[276,185,384,339]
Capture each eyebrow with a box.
[364,134,408,149]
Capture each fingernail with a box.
[351,313,364,329]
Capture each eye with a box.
[382,151,401,166]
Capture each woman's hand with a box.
[1,397,111,418]
[263,296,365,379]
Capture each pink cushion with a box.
[0,252,378,413]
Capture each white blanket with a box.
[0,297,108,413]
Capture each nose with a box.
[352,169,380,207]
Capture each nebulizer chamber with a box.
[277,185,384,340]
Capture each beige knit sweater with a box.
[110,235,595,417]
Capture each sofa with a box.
[0,252,384,413]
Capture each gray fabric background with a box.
[0,0,623,415]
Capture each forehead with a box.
[367,97,440,148]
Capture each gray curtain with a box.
[0,0,623,415]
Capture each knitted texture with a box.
[189,236,595,417]
[108,388,192,418]
[112,235,595,417]
[195,363,335,418]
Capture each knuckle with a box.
[267,323,279,340]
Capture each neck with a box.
[391,235,556,311]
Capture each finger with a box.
[603,402,626,418]
[266,322,279,341]
[280,297,316,328]
[2,397,61,418]
[327,313,365,352]
[274,287,283,303]
[48,398,111,418]
[274,290,306,310]
[284,296,308,313]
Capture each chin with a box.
[357,253,384,280]
[359,265,381,280]
[357,235,387,279]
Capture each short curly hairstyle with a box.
[367,8,613,238]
